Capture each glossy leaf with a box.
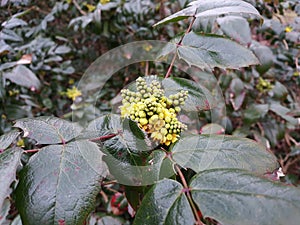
[3,65,41,90]
[217,16,252,45]
[80,114,153,156]
[162,77,215,111]
[200,123,225,135]
[190,168,300,225]
[14,116,83,144]
[133,179,194,225]
[0,147,22,211]
[172,135,278,173]
[103,150,174,186]
[154,0,262,27]
[0,129,20,150]
[178,32,259,69]
[15,140,107,225]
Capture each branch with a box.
[72,0,87,16]
[165,14,197,78]
[24,149,40,154]
[89,133,118,142]
[175,164,205,225]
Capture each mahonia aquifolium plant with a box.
[120,77,188,146]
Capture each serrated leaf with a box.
[80,114,152,157]
[80,114,161,185]
[0,147,22,211]
[133,179,194,225]
[154,0,262,27]
[162,77,216,111]
[172,135,278,173]
[3,65,41,90]
[15,140,107,225]
[0,129,20,150]
[217,16,252,45]
[14,117,83,144]
[178,32,259,69]
[190,168,300,225]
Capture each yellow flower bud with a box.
[165,116,171,123]
[166,134,173,141]
[160,128,168,135]
[139,118,148,126]
[139,111,146,118]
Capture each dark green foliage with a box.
[0,0,299,224]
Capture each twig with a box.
[89,133,118,142]
[24,149,40,154]
[175,164,204,225]
[295,50,300,72]
[165,14,197,78]
[145,61,149,76]
[72,0,87,16]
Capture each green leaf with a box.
[243,104,269,123]
[172,135,278,173]
[154,0,262,27]
[54,45,71,54]
[0,199,10,224]
[0,147,22,211]
[290,146,300,157]
[11,215,23,225]
[229,77,245,110]
[178,32,259,69]
[269,103,298,125]
[190,168,300,225]
[271,81,288,99]
[15,140,107,225]
[0,129,20,150]
[3,65,41,90]
[14,116,83,144]
[80,114,152,157]
[80,114,162,185]
[251,41,274,74]
[162,77,215,111]
[217,16,252,45]
[2,17,27,29]
[133,179,195,225]
[200,123,225,134]
[103,150,173,186]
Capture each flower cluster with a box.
[120,77,188,146]
[256,77,273,93]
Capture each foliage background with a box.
[0,0,299,224]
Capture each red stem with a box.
[89,133,118,142]
[165,14,197,78]
[24,149,40,153]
